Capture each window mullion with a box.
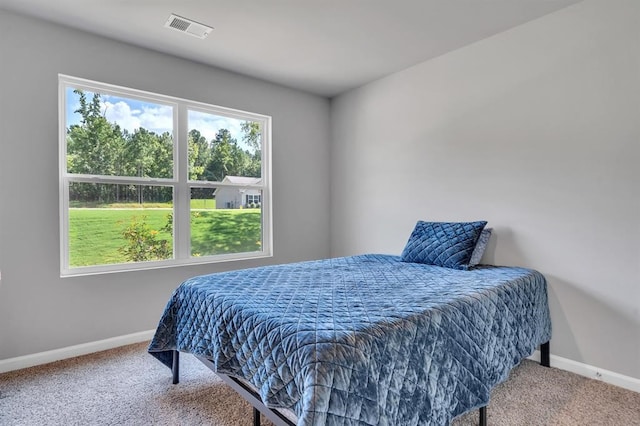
[174,104,190,259]
[65,175,176,186]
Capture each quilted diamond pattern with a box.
[401,221,487,270]
[149,254,551,426]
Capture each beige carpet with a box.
[1,342,638,425]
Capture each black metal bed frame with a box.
[170,341,550,426]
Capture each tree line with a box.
[67,90,261,204]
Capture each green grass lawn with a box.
[190,210,262,257]
[69,203,260,267]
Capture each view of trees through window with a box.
[61,78,269,274]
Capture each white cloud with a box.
[188,110,244,145]
[103,101,141,132]
[138,105,174,134]
[102,100,173,135]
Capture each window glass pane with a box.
[68,183,174,267]
[190,187,262,257]
[188,110,262,182]
[65,87,174,178]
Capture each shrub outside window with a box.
[59,75,272,276]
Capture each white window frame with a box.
[59,75,272,277]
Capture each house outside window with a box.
[59,75,272,276]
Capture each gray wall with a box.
[331,0,639,379]
[0,11,331,360]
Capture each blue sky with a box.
[65,87,251,150]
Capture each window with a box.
[59,75,271,276]
[246,194,261,206]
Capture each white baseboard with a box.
[0,329,155,374]
[528,350,640,393]
[2,333,638,395]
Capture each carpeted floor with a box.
[1,342,638,425]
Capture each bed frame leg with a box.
[172,350,180,384]
[253,407,261,426]
[540,341,550,368]
[479,406,487,426]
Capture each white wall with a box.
[331,0,639,379]
[0,11,331,360]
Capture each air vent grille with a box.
[168,17,191,32]
[164,14,213,39]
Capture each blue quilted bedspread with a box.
[149,254,551,425]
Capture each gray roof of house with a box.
[222,176,262,185]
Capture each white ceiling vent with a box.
[164,14,213,39]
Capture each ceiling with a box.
[0,0,583,97]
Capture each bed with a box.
[149,249,551,425]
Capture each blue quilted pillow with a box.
[401,221,488,270]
